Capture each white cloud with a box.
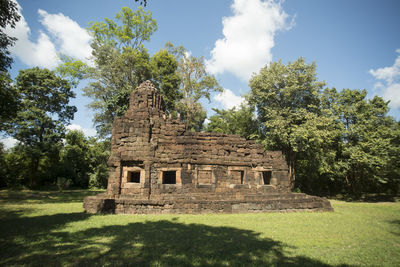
[370,49,400,109]
[5,3,60,68]
[66,124,96,137]
[206,0,291,81]
[382,83,400,108]
[214,89,245,109]
[5,1,91,69]
[0,137,18,149]
[38,9,92,63]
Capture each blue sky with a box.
[3,0,400,145]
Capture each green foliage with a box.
[0,0,20,71]
[0,144,30,188]
[57,7,221,136]
[55,55,90,87]
[334,89,398,195]
[84,46,153,137]
[89,6,157,50]
[57,7,182,138]
[89,164,109,189]
[0,143,7,187]
[56,177,72,192]
[150,49,181,112]
[5,68,76,187]
[295,87,399,196]
[205,103,259,139]
[0,71,19,129]
[248,58,400,196]
[58,130,110,189]
[60,130,91,188]
[166,42,223,131]
[249,58,326,188]
[87,138,110,189]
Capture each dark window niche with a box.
[240,170,244,184]
[262,171,272,185]
[127,171,141,183]
[162,171,176,184]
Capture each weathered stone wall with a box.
[84,81,333,214]
[106,81,290,199]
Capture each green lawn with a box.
[0,190,399,266]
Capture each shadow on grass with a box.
[389,219,400,236]
[0,212,343,266]
[0,189,104,204]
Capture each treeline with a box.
[0,131,109,190]
[206,58,400,197]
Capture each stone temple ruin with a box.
[84,81,333,214]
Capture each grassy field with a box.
[0,190,399,266]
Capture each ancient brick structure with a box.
[84,81,333,214]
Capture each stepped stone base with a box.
[84,193,333,214]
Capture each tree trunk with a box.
[284,148,296,190]
[29,157,40,188]
[289,151,296,189]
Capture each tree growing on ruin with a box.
[165,42,222,131]
[205,103,259,140]
[57,7,180,138]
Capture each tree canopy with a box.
[166,42,222,131]
[249,58,326,187]
[0,0,20,71]
[5,67,76,187]
[57,7,182,137]
[205,104,259,140]
[207,57,400,197]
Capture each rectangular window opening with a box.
[262,171,272,185]
[162,171,176,184]
[127,171,141,183]
[240,170,244,184]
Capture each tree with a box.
[166,42,222,131]
[88,138,110,189]
[57,7,180,138]
[0,142,7,187]
[291,86,400,197]
[89,6,157,51]
[0,144,30,188]
[0,0,20,71]
[249,58,326,188]
[334,89,396,196]
[6,68,76,187]
[150,49,182,112]
[386,121,400,195]
[293,87,343,195]
[60,130,91,188]
[0,71,19,129]
[83,47,153,137]
[57,130,110,189]
[205,103,259,140]
[0,0,21,127]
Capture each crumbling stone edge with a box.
[83,194,333,214]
